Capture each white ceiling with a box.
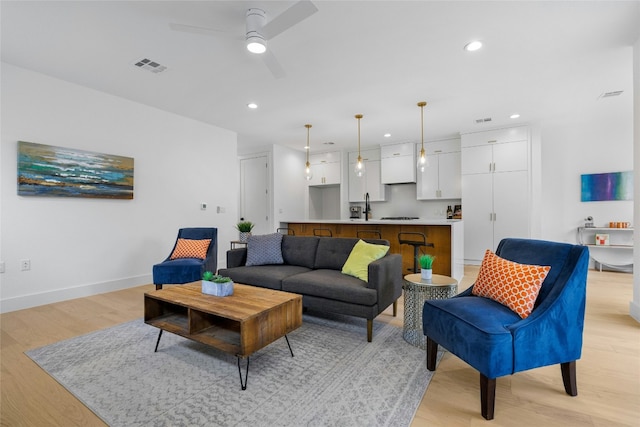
[2,1,639,154]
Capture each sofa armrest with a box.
[226,248,247,268]
[367,253,403,311]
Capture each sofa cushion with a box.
[341,239,389,282]
[314,237,359,270]
[472,249,551,319]
[282,269,377,306]
[282,235,319,268]
[169,238,211,260]
[246,233,284,266]
[219,265,311,290]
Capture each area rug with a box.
[26,312,441,427]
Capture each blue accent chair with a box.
[152,228,218,290]
[422,238,589,420]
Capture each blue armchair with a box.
[422,238,589,419]
[152,228,218,290]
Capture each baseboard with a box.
[630,301,640,324]
[0,274,152,314]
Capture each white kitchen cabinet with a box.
[381,142,416,184]
[348,149,386,202]
[307,151,341,186]
[461,126,530,263]
[416,139,461,200]
[461,140,528,175]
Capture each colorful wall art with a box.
[17,141,134,199]
[580,171,633,202]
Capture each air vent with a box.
[133,58,167,74]
[475,117,492,124]
[600,91,623,98]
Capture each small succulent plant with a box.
[418,254,435,270]
[202,271,232,283]
[235,221,255,232]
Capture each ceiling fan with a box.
[169,1,318,79]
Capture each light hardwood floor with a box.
[1,266,638,426]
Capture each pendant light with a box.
[417,101,428,173]
[354,114,365,178]
[304,124,313,181]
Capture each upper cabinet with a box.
[348,149,386,202]
[461,125,529,174]
[416,139,461,200]
[307,151,341,186]
[380,142,416,184]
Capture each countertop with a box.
[282,219,462,226]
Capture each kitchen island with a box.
[280,219,463,282]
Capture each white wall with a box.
[538,48,634,244]
[0,63,239,312]
[272,145,305,227]
[632,36,640,323]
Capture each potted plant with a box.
[236,221,255,242]
[418,254,435,281]
[201,271,234,296]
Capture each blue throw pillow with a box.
[245,233,284,266]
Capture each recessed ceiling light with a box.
[510,113,520,119]
[384,133,391,138]
[247,103,258,109]
[464,40,482,52]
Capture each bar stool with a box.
[357,230,382,240]
[276,227,295,235]
[398,232,434,273]
[313,228,333,237]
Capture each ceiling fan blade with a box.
[262,50,286,79]
[169,22,226,37]
[262,0,318,40]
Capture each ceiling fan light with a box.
[246,37,266,54]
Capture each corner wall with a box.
[632,36,640,323]
[0,63,239,312]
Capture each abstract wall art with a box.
[17,141,134,199]
[580,171,633,202]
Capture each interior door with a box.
[240,155,270,235]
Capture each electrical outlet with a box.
[201,202,207,210]
[20,259,31,271]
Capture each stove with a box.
[379,216,419,220]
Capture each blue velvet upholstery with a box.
[152,228,218,288]
[422,238,589,419]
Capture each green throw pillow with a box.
[342,240,389,282]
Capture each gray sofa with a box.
[218,235,403,342]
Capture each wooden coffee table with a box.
[144,282,302,390]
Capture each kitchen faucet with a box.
[365,192,370,221]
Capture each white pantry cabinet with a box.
[416,139,461,200]
[348,149,386,202]
[307,151,341,186]
[381,142,416,184]
[461,126,531,263]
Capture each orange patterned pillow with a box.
[169,238,211,260]
[472,250,551,319]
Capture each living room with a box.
[1,1,639,425]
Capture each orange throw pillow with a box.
[472,250,551,319]
[169,238,211,260]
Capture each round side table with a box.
[403,273,458,349]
